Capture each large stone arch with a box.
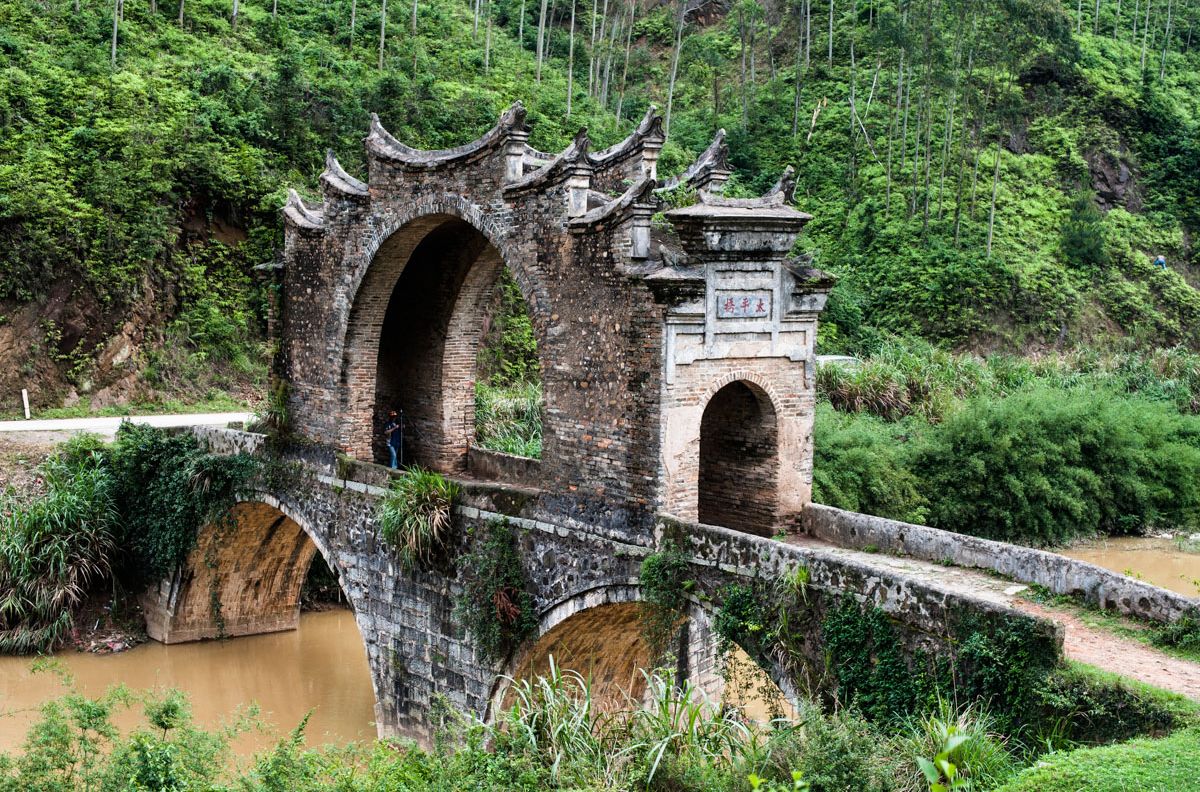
[140,498,353,645]
[338,202,548,468]
[485,583,798,724]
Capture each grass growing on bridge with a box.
[375,467,461,570]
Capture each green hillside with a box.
[0,0,1197,408]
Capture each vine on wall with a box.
[637,539,693,665]
[453,519,537,663]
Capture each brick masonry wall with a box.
[662,357,813,527]
[698,380,780,534]
[280,132,666,537]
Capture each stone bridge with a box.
[139,103,1063,742]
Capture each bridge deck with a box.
[788,536,1200,701]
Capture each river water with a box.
[0,609,376,756]
[1061,535,1200,597]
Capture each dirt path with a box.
[788,536,1200,700]
[1014,599,1200,699]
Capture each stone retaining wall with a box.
[805,503,1199,623]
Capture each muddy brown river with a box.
[0,609,376,756]
[1061,536,1200,597]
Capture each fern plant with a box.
[375,468,461,570]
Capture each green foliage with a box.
[474,381,543,458]
[454,519,537,663]
[1038,663,1189,745]
[820,597,939,725]
[892,700,1015,792]
[811,403,928,525]
[0,426,259,653]
[477,270,539,387]
[914,386,1200,544]
[1151,613,1200,653]
[1061,192,1110,274]
[713,583,770,660]
[4,0,1199,397]
[761,709,895,792]
[638,538,692,663]
[375,467,461,569]
[107,423,261,584]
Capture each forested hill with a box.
[0,0,1198,409]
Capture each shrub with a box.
[638,539,692,664]
[107,423,261,584]
[811,404,929,524]
[375,467,461,569]
[753,709,894,792]
[1151,614,1200,653]
[914,386,1200,544]
[1037,664,1188,745]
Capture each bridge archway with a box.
[339,209,544,472]
[488,585,794,724]
[698,379,780,535]
[141,500,350,645]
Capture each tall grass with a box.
[0,667,1035,791]
[889,699,1015,792]
[0,452,117,653]
[474,381,543,458]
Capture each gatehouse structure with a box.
[140,103,1069,743]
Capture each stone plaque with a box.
[716,291,771,319]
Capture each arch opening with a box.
[342,215,542,473]
[142,501,350,644]
[698,380,780,535]
[495,598,793,725]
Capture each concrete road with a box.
[0,412,253,439]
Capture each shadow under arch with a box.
[337,206,547,472]
[698,378,780,535]
[142,497,354,646]
[484,584,800,725]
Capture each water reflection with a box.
[0,610,376,756]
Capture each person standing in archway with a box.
[383,410,403,469]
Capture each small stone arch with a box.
[698,378,781,535]
[337,201,547,468]
[485,583,798,724]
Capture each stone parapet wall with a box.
[667,516,1062,659]
[190,425,266,455]
[466,446,542,487]
[805,503,1199,624]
